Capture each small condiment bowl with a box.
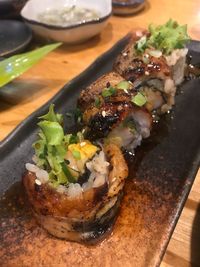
[21,0,112,44]
[112,0,145,16]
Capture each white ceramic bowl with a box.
[21,0,112,44]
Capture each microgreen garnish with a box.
[33,104,81,186]
[135,36,147,54]
[135,19,190,55]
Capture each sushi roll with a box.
[114,19,190,113]
[78,72,152,151]
[23,105,128,244]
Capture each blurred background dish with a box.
[21,0,112,44]
[0,20,32,57]
[0,0,27,19]
[112,0,145,15]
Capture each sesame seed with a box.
[124,89,128,94]
[80,142,86,147]
[102,111,106,117]
[145,71,150,75]
[123,52,128,57]
[136,30,143,37]
[35,179,42,186]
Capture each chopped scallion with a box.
[95,97,101,107]
[116,80,131,90]
[131,92,147,107]
[102,86,116,97]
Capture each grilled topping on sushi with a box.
[23,105,128,243]
[78,72,153,151]
[78,72,125,111]
[114,20,190,113]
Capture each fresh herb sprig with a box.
[33,104,83,186]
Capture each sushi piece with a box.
[114,19,190,113]
[23,105,128,244]
[78,72,152,151]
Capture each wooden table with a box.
[0,0,200,266]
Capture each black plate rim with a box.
[0,20,32,57]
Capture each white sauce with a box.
[38,6,100,26]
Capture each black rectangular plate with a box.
[0,35,200,267]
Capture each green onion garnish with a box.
[135,36,147,54]
[102,86,116,97]
[116,80,131,90]
[95,97,101,107]
[131,92,147,107]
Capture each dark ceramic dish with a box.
[0,35,200,267]
[112,0,145,15]
[0,20,32,57]
[0,0,27,19]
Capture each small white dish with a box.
[21,0,112,44]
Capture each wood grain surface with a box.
[0,0,200,266]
